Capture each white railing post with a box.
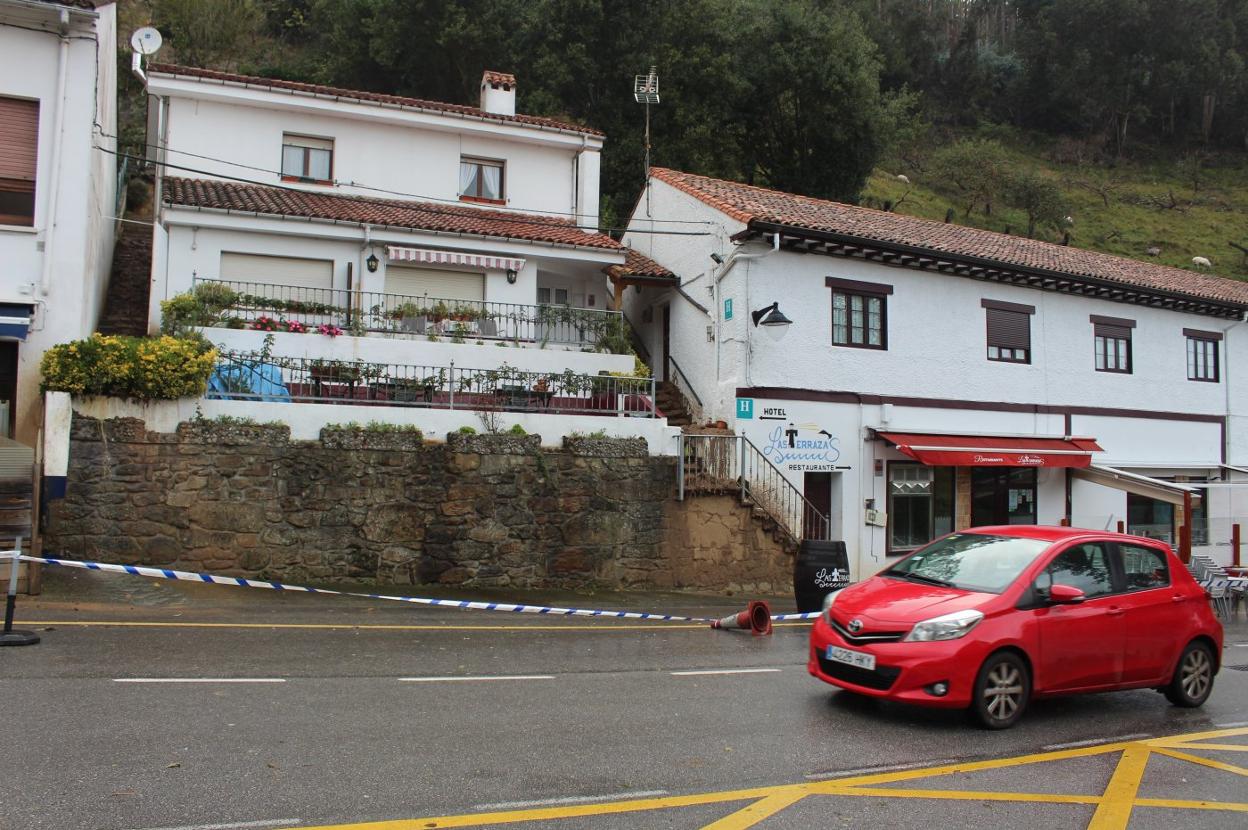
[448,361,455,410]
[677,434,685,501]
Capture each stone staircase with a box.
[656,381,693,427]
[97,220,153,337]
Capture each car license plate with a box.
[827,645,876,671]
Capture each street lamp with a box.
[751,302,792,327]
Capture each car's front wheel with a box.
[971,652,1030,729]
[1165,641,1215,708]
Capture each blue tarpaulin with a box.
[206,360,291,402]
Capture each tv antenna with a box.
[633,66,660,177]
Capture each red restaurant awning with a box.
[877,432,1104,469]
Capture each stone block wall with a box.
[45,416,793,592]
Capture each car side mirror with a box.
[1049,584,1086,604]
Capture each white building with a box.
[624,168,1248,576]
[0,0,117,446]
[137,62,679,451]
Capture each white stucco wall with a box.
[152,83,599,221]
[69,396,681,456]
[0,2,116,444]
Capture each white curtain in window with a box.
[308,148,332,181]
[482,165,501,199]
[281,145,303,177]
[459,162,478,196]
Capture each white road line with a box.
[474,791,668,810]
[398,675,555,682]
[113,678,287,684]
[127,820,301,830]
[805,760,957,779]
[1213,720,1248,728]
[1042,733,1150,750]
[670,668,783,676]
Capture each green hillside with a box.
[863,136,1248,283]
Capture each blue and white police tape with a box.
[19,555,822,622]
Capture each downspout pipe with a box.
[713,232,780,395]
[38,8,71,297]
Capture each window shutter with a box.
[1094,322,1132,340]
[986,308,1030,350]
[0,97,39,181]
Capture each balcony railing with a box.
[189,278,630,353]
[206,350,658,417]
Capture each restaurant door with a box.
[971,467,1037,526]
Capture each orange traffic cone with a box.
[709,600,772,635]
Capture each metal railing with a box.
[676,434,833,543]
[191,278,628,352]
[207,350,658,417]
[666,355,703,423]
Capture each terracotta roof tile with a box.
[606,249,676,282]
[163,177,621,250]
[650,168,1248,307]
[482,70,516,89]
[148,64,602,137]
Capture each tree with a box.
[932,138,1011,218]
[1005,170,1069,239]
[731,0,900,202]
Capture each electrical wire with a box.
[95,131,716,228]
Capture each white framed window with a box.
[281,134,333,183]
[459,157,504,202]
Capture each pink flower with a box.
[317,323,344,337]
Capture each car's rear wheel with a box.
[971,652,1030,729]
[1164,641,1215,707]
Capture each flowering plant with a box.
[250,316,280,332]
[317,323,344,337]
[284,320,308,334]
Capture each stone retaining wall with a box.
[45,417,792,592]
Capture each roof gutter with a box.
[745,220,1248,319]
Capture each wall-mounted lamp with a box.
[750,302,792,327]
[506,268,518,284]
[366,253,380,273]
[709,252,724,265]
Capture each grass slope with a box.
[863,141,1248,283]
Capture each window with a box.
[1185,329,1220,382]
[1119,543,1170,592]
[884,533,1051,594]
[1128,493,1174,545]
[281,134,333,183]
[1091,315,1134,373]
[460,157,504,203]
[983,299,1034,363]
[0,96,38,226]
[971,467,1036,526]
[1041,543,1115,599]
[888,463,955,553]
[826,277,891,349]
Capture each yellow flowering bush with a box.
[41,334,217,400]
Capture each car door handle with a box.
[1108,607,1124,617]
[1172,595,1187,603]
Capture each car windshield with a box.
[884,533,1052,594]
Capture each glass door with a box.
[971,467,1037,526]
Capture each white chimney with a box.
[480,70,516,116]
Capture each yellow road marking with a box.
[1087,745,1151,830]
[698,791,809,829]
[1151,747,1248,777]
[824,787,1103,805]
[1164,742,1248,752]
[23,619,809,632]
[1134,797,1248,812]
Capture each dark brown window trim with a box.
[1090,314,1136,328]
[1184,328,1223,341]
[981,298,1035,314]
[825,276,894,295]
[829,287,888,350]
[734,386,1227,424]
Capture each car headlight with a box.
[903,609,984,642]
[821,590,839,620]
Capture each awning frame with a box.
[1072,465,1202,508]
[386,245,525,273]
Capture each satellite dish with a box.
[130,27,163,57]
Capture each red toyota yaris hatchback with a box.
[808,527,1223,729]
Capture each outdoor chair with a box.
[478,317,498,338]
[1206,577,1233,620]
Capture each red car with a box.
[808,526,1223,729]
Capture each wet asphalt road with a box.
[1,569,1246,830]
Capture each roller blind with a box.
[0,97,39,181]
[385,266,484,303]
[220,253,334,289]
[985,308,1030,350]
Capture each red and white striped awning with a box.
[386,246,525,272]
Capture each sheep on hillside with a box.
[1146,246,1161,257]
[1192,256,1213,268]
[896,174,910,184]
